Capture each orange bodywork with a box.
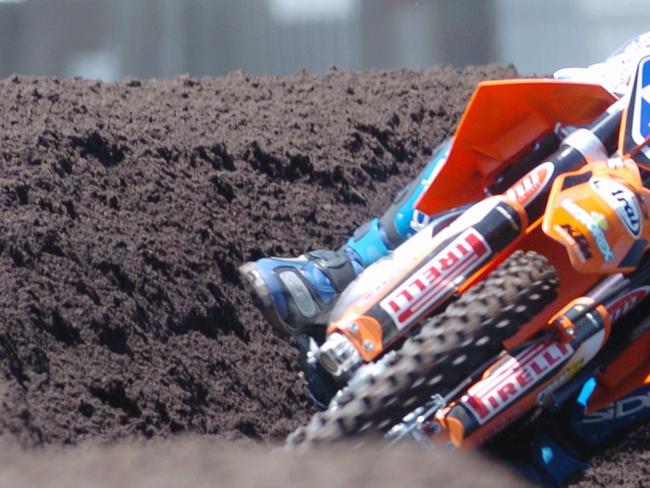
[415,79,616,216]
[328,79,625,361]
[543,162,650,274]
[320,74,650,449]
[418,79,650,447]
[400,76,650,449]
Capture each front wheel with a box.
[288,250,559,446]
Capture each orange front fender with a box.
[416,80,616,216]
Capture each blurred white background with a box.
[0,0,648,80]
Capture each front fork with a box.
[388,265,650,448]
[318,105,623,382]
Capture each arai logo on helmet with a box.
[590,178,642,238]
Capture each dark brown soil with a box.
[0,66,647,485]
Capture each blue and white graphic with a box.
[631,56,650,160]
[571,380,650,446]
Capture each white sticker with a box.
[380,228,490,330]
[463,341,573,425]
[561,199,614,261]
[591,178,642,238]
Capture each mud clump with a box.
[0,66,646,485]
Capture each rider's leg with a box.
[238,139,452,338]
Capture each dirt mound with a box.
[0,437,529,487]
[0,65,647,485]
[0,65,505,445]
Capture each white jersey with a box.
[554,32,650,97]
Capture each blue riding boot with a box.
[239,139,452,338]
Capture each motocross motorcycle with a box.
[288,55,650,449]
